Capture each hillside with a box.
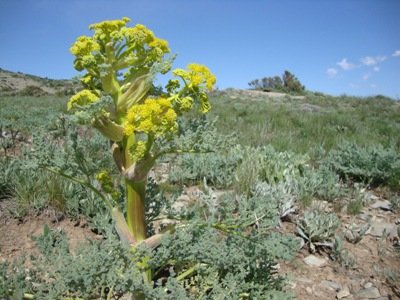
[0,68,80,97]
[1,82,400,299]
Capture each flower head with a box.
[89,17,131,42]
[129,141,147,162]
[67,89,99,111]
[96,170,120,200]
[70,36,100,56]
[173,63,216,91]
[124,97,177,137]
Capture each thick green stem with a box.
[126,179,147,241]
[123,134,147,242]
[123,135,154,290]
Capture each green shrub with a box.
[169,148,241,188]
[297,209,340,252]
[298,165,344,202]
[0,158,17,199]
[19,85,48,97]
[1,191,298,299]
[326,142,400,188]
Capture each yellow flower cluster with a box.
[89,17,131,41]
[171,64,216,113]
[69,17,170,87]
[129,140,147,162]
[70,36,100,57]
[67,89,99,111]
[175,96,194,112]
[70,36,100,71]
[120,24,170,64]
[173,63,216,91]
[188,63,216,91]
[149,38,169,53]
[124,97,177,137]
[120,24,170,53]
[96,170,120,200]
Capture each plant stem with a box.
[124,134,147,241]
[126,179,147,241]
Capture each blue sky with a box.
[0,0,399,98]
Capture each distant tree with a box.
[248,70,305,94]
[248,79,262,90]
[282,70,305,93]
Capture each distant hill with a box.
[0,68,81,97]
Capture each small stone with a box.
[51,212,64,223]
[321,280,342,291]
[303,254,327,267]
[364,282,373,289]
[295,237,305,250]
[349,278,362,293]
[296,277,313,284]
[355,287,381,299]
[171,195,191,212]
[370,200,392,211]
[306,286,313,295]
[358,212,372,221]
[337,285,351,299]
[369,222,397,237]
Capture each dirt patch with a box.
[280,203,400,299]
[0,199,101,263]
[221,88,306,101]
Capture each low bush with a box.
[0,190,298,299]
[297,209,340,252]
[326,142,400,188]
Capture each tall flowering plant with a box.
[68,18,215,247]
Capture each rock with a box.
[295,237,305,250]
[349,278,362,293]
[364,282,373,289]
[321,280,342,291]
[368,222,397,237]
[296,277,313,284]
[370,200,392,211]
[303,254,327,267]
[355,287,381,299]
[337,285,351,299]
[301,103,321,112]
[306,286,313,295]
[172,195,191,212]
[358,212,372,221]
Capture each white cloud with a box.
[362,73,371,80]
[373,66,380,72]
[370,84,377,88]
[349,83,359,89]
[361,56,376,66]
[393,50,400,57]
[337,58,356,70]
[360,55,386,66]
[326,68,338,78]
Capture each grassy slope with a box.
[0,96,68,133]
[208,90,400,156]
[1,91,399,153]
